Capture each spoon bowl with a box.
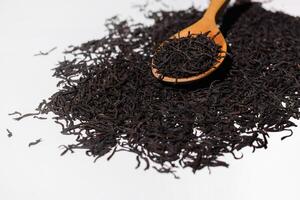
[151,0,228,84]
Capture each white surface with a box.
[0,0,299,200]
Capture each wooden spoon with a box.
[151,0,228,84]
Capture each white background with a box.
[0,0,299,199]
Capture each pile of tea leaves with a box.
[22,1,300,175]
[153,33,222,78]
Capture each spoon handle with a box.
[203,0,227,23]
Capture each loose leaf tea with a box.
[17,1,300,175]
[6,129,13,138]
[153,33,222,78]
[28,139,42,147]
[34,47,57,56]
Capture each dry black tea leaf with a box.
[6,129,13,138]
[28,139,42,147]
